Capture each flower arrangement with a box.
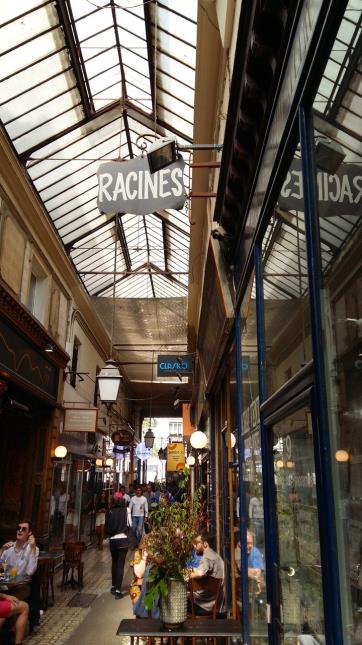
[141,475,203,610]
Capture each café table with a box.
[0,573,31,599]
[116,618,243,644]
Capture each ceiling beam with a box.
[56,0,94,118]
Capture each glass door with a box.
[269,402,325,643]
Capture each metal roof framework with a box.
[0,0,197,299]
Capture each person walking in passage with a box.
[95,490,108,550]
[128,486,148,547]
[0,593,29,645]
[105,492,130,599]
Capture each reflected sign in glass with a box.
[157,354,193,377]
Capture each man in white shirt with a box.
[128,486,148,546]
[0,520,39,577]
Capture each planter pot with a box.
[160,578,188,630]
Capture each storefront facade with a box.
[194,1,361,643]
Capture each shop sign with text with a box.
[97,156,186,215]
[157,354,193,377]
[167,443,185,472]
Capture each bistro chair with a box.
[37,557,55,610]
[188,576,223,645]
[61,542,86,590]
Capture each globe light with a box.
[54,445,67,459]
[105,457,114,467]
[276,459,284,469]
[186,455,196,466]
[95,458,103,467]
[190,430,207,449]
[230,433,236,448]
[335,449,349,462]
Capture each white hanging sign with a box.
[97,156,186,216]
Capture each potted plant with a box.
[141,475,203,629]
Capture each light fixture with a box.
[281,566,296,577]
[335,449,349,462]
[105,457,113,467]
[158,447,167,460]
[190,430,208,449]
[315,138,345,174]
[44,343,54,353]
[95,458,103,467]
[276,459,284,469]
[144,427,155,449]
[230,433,236,448]
[96,213,123,405]
[54,445,67,459]
[147,137,177,174]
[286,458,295,468]
[97,359,122,403]
[186,455,196,467]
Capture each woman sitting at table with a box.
[0,593,29,645]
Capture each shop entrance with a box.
[263,390,326,644]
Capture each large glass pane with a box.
[273,405,325,642]
[263,144,312,397]
[239,273,268,642]
[311,3,362,641]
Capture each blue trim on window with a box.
[299,105,343,644]
[255,245,280,645]
[235,310,250,641]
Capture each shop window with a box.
[262,144,312,396]
[239,273,267,640]
[312,118,362,639]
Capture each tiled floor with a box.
[25,543,135,645]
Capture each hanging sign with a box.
[166,443,185,472]
[157,354,193,377]
[97,156,186,216]
[135,442,152,461]
[63,408,98,432]
[279,159,362,217]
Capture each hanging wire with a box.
[153,0,158,134]
[110,212,118,358]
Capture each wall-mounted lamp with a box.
[105,457,114,467]
[44,343,54,353]
[190,430,208,449]
[96,458,104,467]
[52,445,67,462]
[335,449,349,462]
[186,455,196,467]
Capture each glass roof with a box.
[0,0,197,298]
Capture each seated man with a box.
[0,520,39,579]
[0,593,29,645]
[0,520,39,628]
[235,530,264,591]
[189,532,225,616]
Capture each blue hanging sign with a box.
[157,354,193,377]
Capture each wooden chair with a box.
[61,542,86,590]
[37,557,55,609]
[188,577,223,645]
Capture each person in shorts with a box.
[0,593,29,645]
